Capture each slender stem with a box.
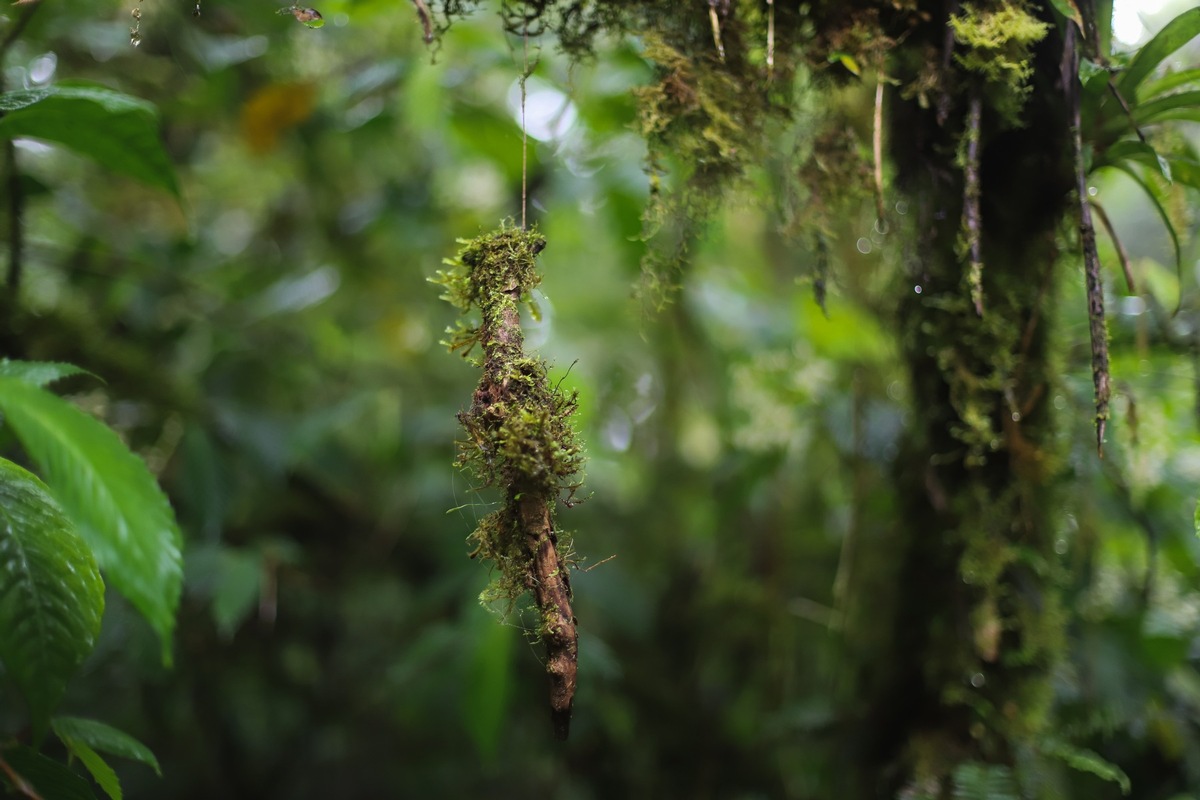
[409,0,433,43]
[708,2,725,62]
[873,79,885,223]
[5,141,21,295]
[1107,80,1146,143]
[962,92,984,316]
[1091,200,1136,294]
[766,0,775,75]
[520,29,528,230]
[1067,24,1110,456]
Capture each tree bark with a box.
[853,4,1076,794]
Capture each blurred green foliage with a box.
[1,0,1200,798]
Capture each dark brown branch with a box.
[962,92,984,316]
[517,491,577,739]
[1067,25,1110,456]
[409,0,433,43]
[1107,80,1146,144]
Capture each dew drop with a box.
[970,672,986,688]
[914,284,923,294]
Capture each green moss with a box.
[435,226,585,614]
[950,1,1050,124]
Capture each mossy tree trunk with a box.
[854,4,1076,795]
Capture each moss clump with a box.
[432,227,547,356]
[432,226,584,613]
[950,1,1050,124]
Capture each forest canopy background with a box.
[0,0,1199,798]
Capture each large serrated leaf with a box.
[0,82,178,196]
[0,378,182,662]
[62,739,122,800]
[0,359,93,389]
[1117,7,1200,97]
[0,459,103,742]
[52,717,160,776]
[1,746,98,800]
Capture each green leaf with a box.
[461,613,514,763]
[1080,59,1112,96]
[1100,162,1182,298]
[51,717,160,776]
[1130,90,1200,127]
[1163,156,1200,188]
[1139,67,1200,100]
[0,459,103,741]
[0,378,183,662]
[1098,92,1200,141]
[1,746,98,800]
[1117,6,1200,97]
[63,740,121,800]
[1098,140,1173,181]
[1195,497,1200,538]
[0,359,93,389]
[0,82,178,196]
[1043,739,1132,794]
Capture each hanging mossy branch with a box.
[432,226,585,740]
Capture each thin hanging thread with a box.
[520,27,529,230]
